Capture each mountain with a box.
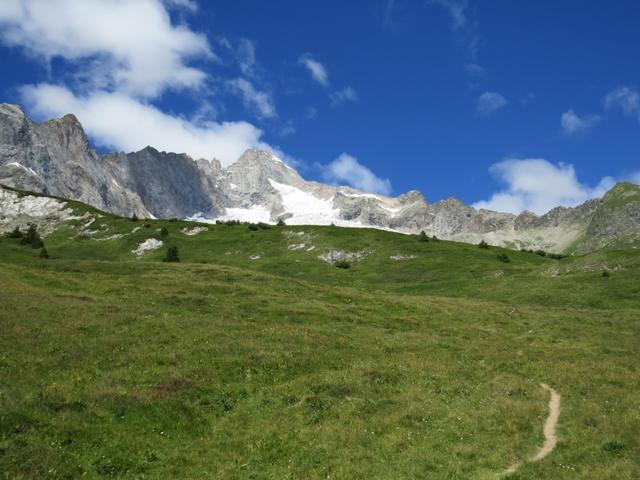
[1,103,639,253]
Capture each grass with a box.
[1,190,639,479]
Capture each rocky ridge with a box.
[1,103,639,254]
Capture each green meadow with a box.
[1,195,639,479]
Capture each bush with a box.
[160,227,169,237]
[548,253,565,260]
[602,270,610,278]
[39,247,50,259]
[247,224,259,231]
[478,240,489,249]
[131,214,139,222]
[277,217,286,226]
[257,222,272,230]
[143,223,151,228]
[496,253,511,263]
[418,231,429,242]
[602,441,625,454]
[334,260,350,269]
[20,224,44,248]
[535,249,547,257]
[431,235,439,241]
[163,246,180,263]
[7,226,22,238]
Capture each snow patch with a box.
[6,162,38,177]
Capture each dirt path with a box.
[502,382,561,477]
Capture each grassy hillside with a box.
[1,192,639,479]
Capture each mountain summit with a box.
[1,104,639,253]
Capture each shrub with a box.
[20,224,44,248]
[247,224,259,231]
[496,253,511,263]
[548,253,565,260]
[418,231,429,242]
[602,270,610,278]
[160,227,169,237]
[7,226,22,238]
[39,247,50,259]
[163,246,180,263]
[143,223,151,228]
[334,260,350,269]
[478,240,489,249]
[431,235,439,241]
[535,249,547,257]
[277,217,286,226]
[602,441,625,454]
[131,214,139,222]
[257,222,272,230]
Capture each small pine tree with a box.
[418,230,430,242]
[277,217,286,226]
[39,247,50,259]
[478,240,489,249]
[20,224,44,248]
[163,246,180,262]
[431,235,439,242]
[247,224,259,231]
[334,260,350,269]
[131,213,139,222]
[7,226,22,238]
[602,270,610,278]
[160,227,169,237]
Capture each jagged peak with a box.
[0,103,26,118]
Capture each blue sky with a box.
[0,0,639,214]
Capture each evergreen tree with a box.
[163,246,180,262]
[7,226,22,238]
[418,231,429,242]
[131,213,139,222]
[39,247,50,259]
[21,224,44,248]
[478,240,489,249]
[277,217,286,226]
[160,227,169,237]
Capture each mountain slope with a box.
[1,103,639,253]
[1,186,639,479]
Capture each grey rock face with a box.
[1,103,639,253]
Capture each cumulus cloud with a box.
[21,83,272,166]
[473,158,615,215]
[0,0,293,166]
[0,0,213,98]
[322,153,392,195]
[329,86,358,106]
[227,78,276,119]
[477,91,507,115]
[561,109,600,136]
[605,86,640,119]
[299,53,329,87]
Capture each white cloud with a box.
[473,158,615,215]
[431,0,467,30]
[227,78,276,119]
[329,86,358,106]
[605,86,640,119]
[236,38,256,78]
[561,109,600,136]
[322,153,392,195]
[21,83,272,166]
[0,0,213,98]
[298,53,329,87]
[163,0,198,12]
[477,91,507,115]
